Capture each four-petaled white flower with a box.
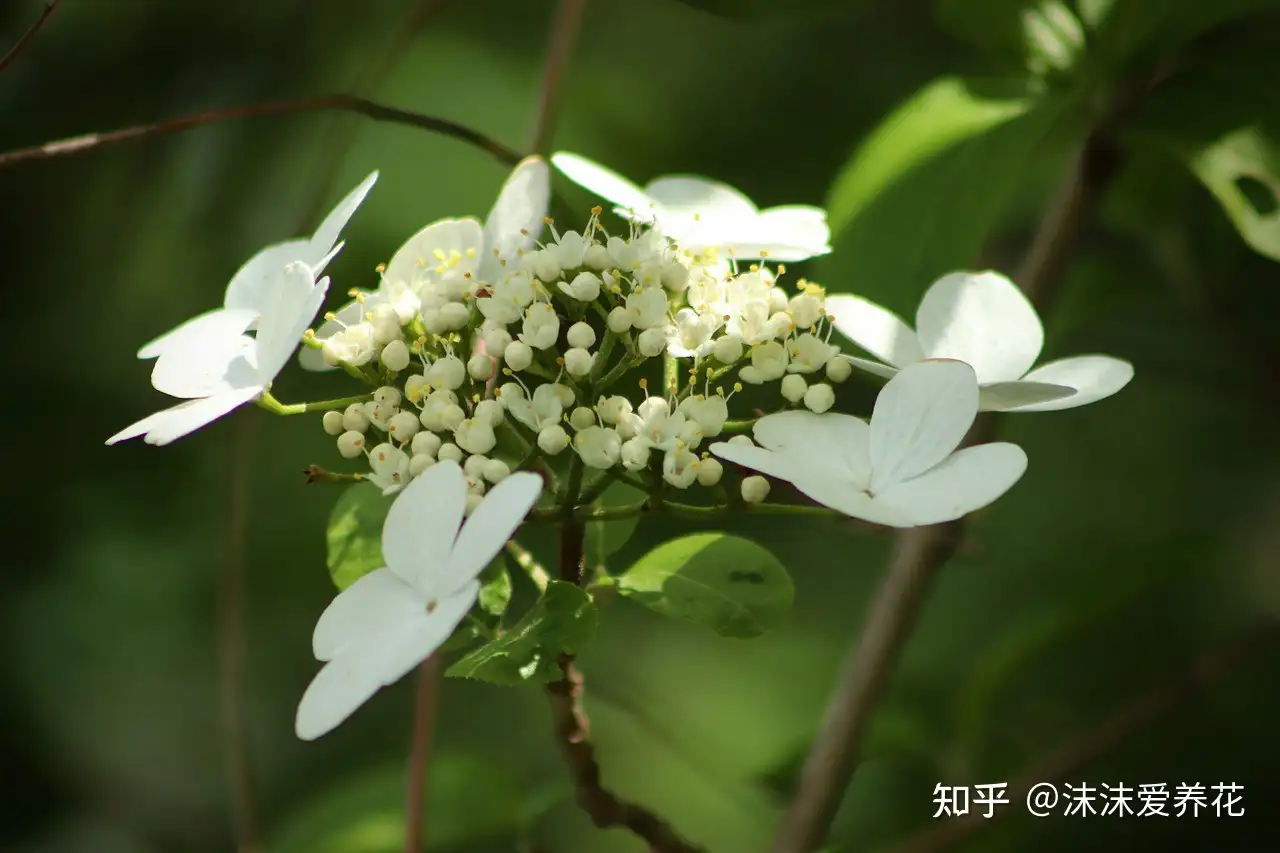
[551,151,831,262]
[295,459,542,740]
[710,360,1028,527]
[825,271,1134,412]
[107,262,328,446]
[140,172,376,361]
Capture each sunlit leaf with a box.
[325,483,391,590]
[616,533,793,638]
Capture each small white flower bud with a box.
[421,308,448,335]
[409,453,435,476]
[464,453,489,479]
[405,373,430,403]
[374,386,402,409]
[569,406,596,431]
[438,302,471,331]
[661,261,690,293]
[564,346,594,377]
[559,271,602,302]
[465,474,487,496]
[504,340,534,371]
[440,404,465,431]
[713,333,744,365]
[322,410,345,436]
[620,437,650,471]
[607,306,631,333]
[372,318,402,346]
[428,356,466,391]
[455,418,496,455]
[530,248,561,282]
[551,383,576,408]
[767,286,789,313]
[364,401,396,430]
[342,403,371,432]
[411,431,441,457]
[388,411,420,442]
[482,458,510,484]
[465,492,484,515]
[788,293,824,328]
[697,456,723,487]
[803,382,835,414]
[584,243,612,270]
[380,339,411,372]
[567,321,597,349]
[538,424,569,455]
[781,373,807,403]
[597,395,633,425]
[637,327,667,357]
[467,353,495,381]
[475,399,504,427]
[826,355,853,383]
[483,326,512,358]
[337,430,365,459]
[437,442,464,463]
[678,419,705,449]
[741,475,770,504]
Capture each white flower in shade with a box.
[295,459,542,740]
[710,360,1028,527]
[108,263,328,446]
[678,394,728,438]
[666,308,719,359]
[500,382,564,433]
[139,172,376,361]
[787,332,840,374]
[738,340,789,384]
[304,157,550,370]
[825,271,1134,412]
[551,151,830,262]
[625,286,669,331]
[573,425,622,469]
[519,302,560,350]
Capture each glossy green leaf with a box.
[584,480,646,567]
[446,581,597,685]
[478,559,513,617]
[818,76,1069,313]
[325,483,392,591]
[616,533,793,638]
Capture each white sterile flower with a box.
[739,341,789,384]
[573,425,622,469]
[367,443,412,495]
[787,333,840,374]
[825,271,1135,412]
[551,151,831,261]
[663,445,700,488]
[500,382,564,432]
[519,303,560,350]
[140,173,375,362]
[710,360,1028,527]
[666,308,719,359]
[626,286,669,331]
[295,459,542,740]
[108,263,328,446]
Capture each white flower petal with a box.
[643,175,758,246]
[445,471,543,595]
[254,268,329,383]
[751,206,832,258]
[868,360,978,494]
[106,386,261,446]
[836,354,901,381]
[751,410,872,484]
[825,294,925,368]
[1015,355,1134,412]
[873,442,1028,525]
[708,441,806,484]
[295,651,383,741]
[977,380,1076,412]
[480,157,551,282]
[551,151,656,221]
[313,568,427,661]
[915,271,1043,383]
[222,238,314,316]
[149,311,260,398]
[139,306,257,372]
[381,459,468,591]
[308,171,378,261]
[384,217,484,292]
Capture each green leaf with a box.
[584,480,646,567]
[1088,0,1280,70]
[616,533,793,638]
[674,0,859,18]
[325,483,392,591]
[478,559,513,617]
[446,581,597,685]
[1126,41,1280,261]
[818,76,1070,314]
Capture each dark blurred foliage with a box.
[1,1,1279,851]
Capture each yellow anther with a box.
[324,312,337,321]
[375,263,387,273]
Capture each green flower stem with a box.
[721,418,756,434]
[505,541,551,592]
[256,391,372,415]
[303,465,364,485]
[663,352,679,396]
[559,454,585,517]
[587,329,618,387]
[526,499,844,523]
[576,468,619,507]
[596,352,644,391]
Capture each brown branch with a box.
[527,0,589,157]
[544,523,704,853]
[219,412,262,853]
[0,0,60,77]
[771,133,1123,853]
[0,93,521,170]
[404,655,442,853]
[893,622,1280,853]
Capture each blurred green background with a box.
[3,0,1279,851]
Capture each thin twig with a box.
[404,655,442,853]
[527,0,589,156]
[0,93,521,170]
[218,412,262,853]
[772,133,1123,853]
[0,0,60,77]
[543,524,704,853]
[893,622,1280,853]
